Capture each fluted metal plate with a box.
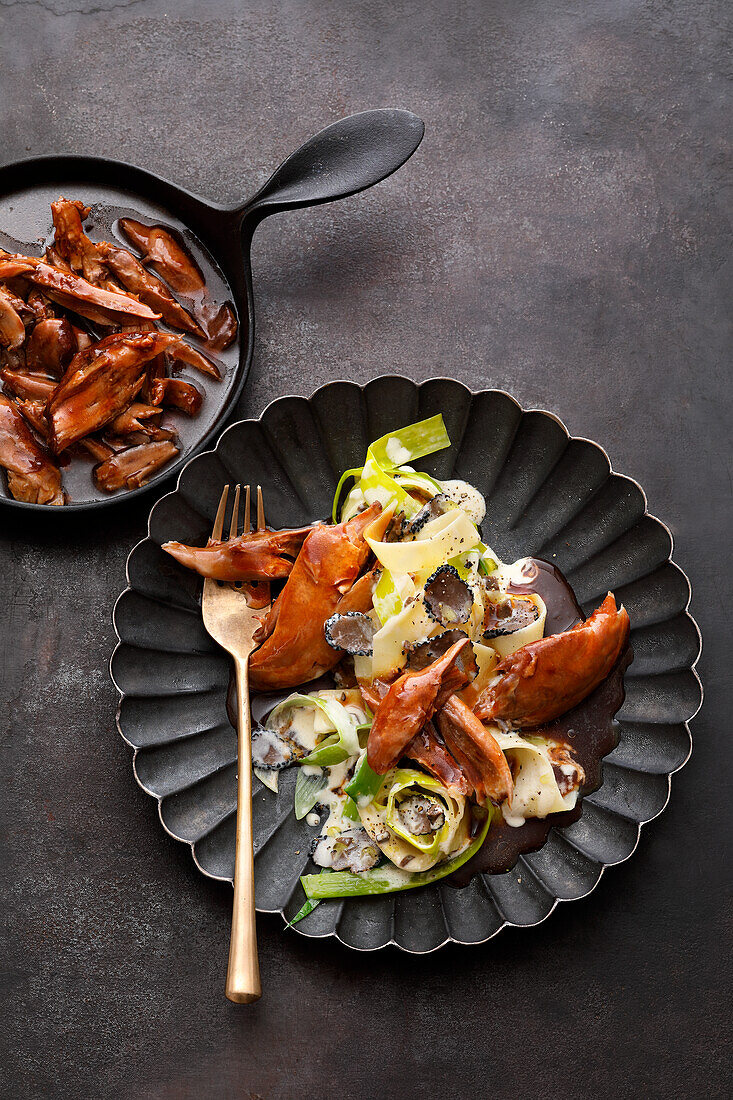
[111,378,701,952]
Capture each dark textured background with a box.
[1,2,730,1098]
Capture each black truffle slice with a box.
[324,611,376,656]
[483,595,539,638]
[423,565,473,626]
[251,725,296,770]
[405,493,451,535]
[311,828,381,872]
[405,628,477,680]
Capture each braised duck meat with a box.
[25,317,76,377]
[0,394,63,504]
[118,218,206,294]
[366,638,476,774]
[148,377,203,416]
[96,242,205,337]
[0,255,160,327]
[0,369,57,401]
[435,695,513,804]
[162,525,316,582]
[0,287,26,349]
[50,198,107,285]
[48,332,177,452]
[475,593,630,728]
[93,439,179,491]
[248,504,391,691]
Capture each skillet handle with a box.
[236,108,424,229]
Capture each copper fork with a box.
[201,483,270,1004]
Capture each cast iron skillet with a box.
[0,108,424,513]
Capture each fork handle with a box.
[225,656,262,1004]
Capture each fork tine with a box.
[229,484,241,540]
[244,485,251,535]
[210,484,229,543]
[256,485,265,531]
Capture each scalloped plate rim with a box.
[110,375,702,952]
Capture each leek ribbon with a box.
[300,810,492,899]
[268,693,361,766]
[331,414,451,522]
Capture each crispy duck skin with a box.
[366,638,474,774]
[0,256,160,327]
[148,376,203,416]
[436,696,513,804]
[50,198,107,285]
[248,504,391,691]
[0,394,63,504]
[47,332,178,453]
[119,218,205,294]
[25,317,76,377]
[0,287,26,349]
[475,594,630,728]
[93,440,179,491]
[96,242,205,337]
[162,525,315,582]
[1,369,57,400]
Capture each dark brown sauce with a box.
[507,556,585,635]
[448,557,633,884]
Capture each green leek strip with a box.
[360,456,420,518]
[373,568,403,625]
[341,795,360,821]
[286,896,321,927]
[332,466,363,523]
[476,541,498,576]
[300,811,491,899]
[393,469,443,496]
[294,768,326,820]
[368,415,451,470]
[331,415,451,522]
[344,752,383,804]
[269,693,360,766]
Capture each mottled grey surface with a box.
[0,2,730,1099]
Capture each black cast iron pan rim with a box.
[110,375,701,953]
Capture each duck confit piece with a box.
[0,393,63,504]
[435,695,513,804]
[366,637,476,774]
[50,198,107,285]
[475,593,630,728]
[0,369,57,400]
[405,722,472,796]
[48,331,178,453]
[248,503,391,691]
[25,317,76,377]
[93,439,179,492]
[119,218,206,294]
[162,525,316,583]
[148,376,203,416]
[95,242,205,338]
[0,287,26,349]
[0,255,160,328]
